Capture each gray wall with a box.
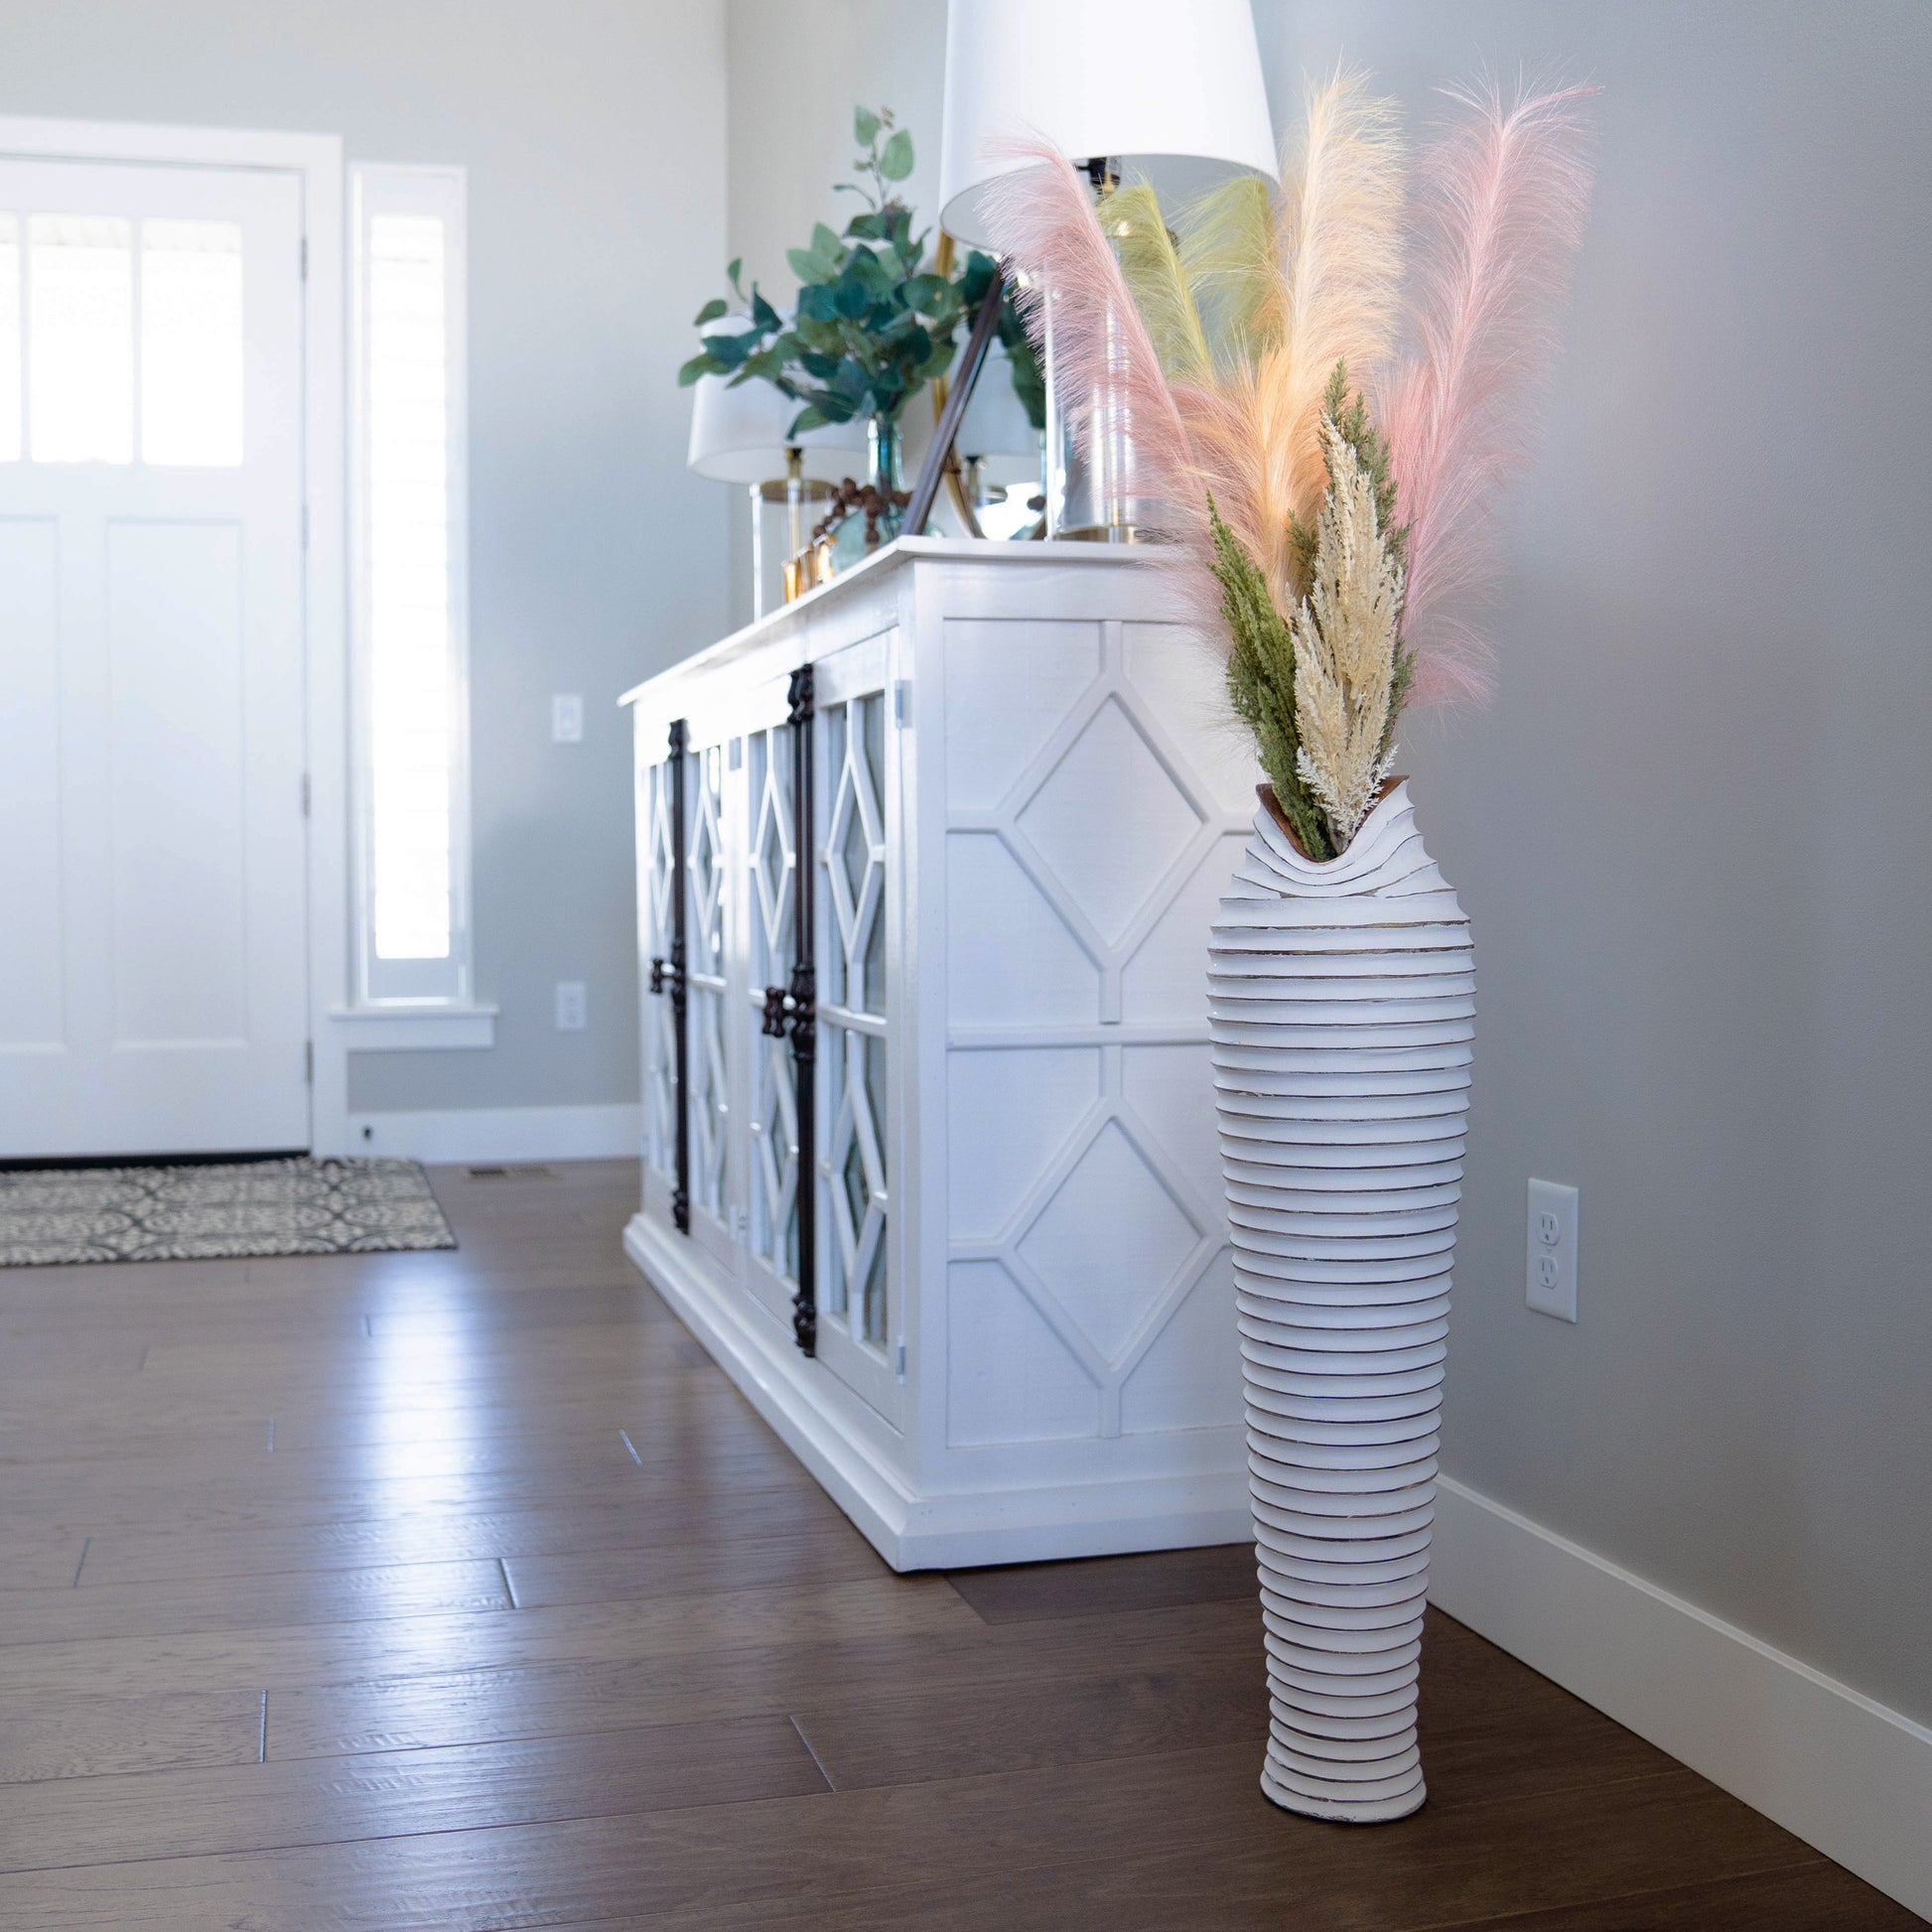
[1247,0,1932,1732]
[0,0,733,1115]
[725,0,1932,1726]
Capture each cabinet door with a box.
[637,733,679,1221]
[813,632,904,1427]
[681,730,739,1280]
[742,705,804,1336]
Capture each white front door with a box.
[0,156,308,1157]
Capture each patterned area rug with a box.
[0,1158,457,1267]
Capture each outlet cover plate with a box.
[551,693,584,744]
[554,980,587,1032]
[1527,1177,1579,1322]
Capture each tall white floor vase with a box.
[1209,779,1473,1824]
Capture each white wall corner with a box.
[347,1103,641,1165]
[1431,1475,1932,1922]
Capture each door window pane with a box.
[0,216,20,463]
[29,214,133,464]
[141,218,243,466]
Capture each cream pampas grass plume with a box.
[1291,411,1406,846]
[1380,80,1597,705]
[1182,70,1406,617]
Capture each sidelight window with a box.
[350,164,474,1004]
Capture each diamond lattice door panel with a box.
[808,629,900,1427]
[642,757,678,1181]
[820,690,889,1346]
[686,743,730,1227]
[747,724,800,1294]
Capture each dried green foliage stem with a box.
[1213,364,1419,859]
[1211,501,1333,862]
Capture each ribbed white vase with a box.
[1209,779,1473,1824]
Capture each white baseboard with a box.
[1431,1475,1932,1922]
[624,1211,1250,1573]
[347,1103,641,1165]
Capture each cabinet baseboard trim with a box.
[1430,1476,1932,1922]
[624,1212,1250,1571]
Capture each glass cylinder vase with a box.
[831,415,904,573]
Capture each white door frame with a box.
[0,115,347,1155]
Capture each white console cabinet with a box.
[621,538,1257,1569]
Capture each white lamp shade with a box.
[956,341,1037,460]
[939,0,1277,249]
[686,368,868,486]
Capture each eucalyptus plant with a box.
[679,107,966,437]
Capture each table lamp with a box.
[686,362,867,617]
[938,0,1277,539]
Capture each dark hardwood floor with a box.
[0,1159,1916,1930]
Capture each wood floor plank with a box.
[0,1716,826,1873]
[0,1533,88,1590]
[504,1522,884,1610]
[265,1389,749,1454]
[79,1486,847,1588]
[362,1285,681,1338]
[257,1599,1671,1826]
[0,1448,819,1542]
[0,1689,265,1784]
[1414,1613,1676,1808]
[10,1405,778,1500]
[0,1418,273,1465]
[944,1544,1260,1624]
[587,1771,1829,1932]
[0,1749,1814,1932]
[0,1577,980,1699]
[264,1599,1264,1762]
[0,1356,709,1428]
[131,1323,709,1391]
[1440,1861,1925,1929]
[0,1331,148,1380]
[787,1605,1675,1809]
[792,1663,1263,1791]
[0,1557,513,1645]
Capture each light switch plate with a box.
[1527,1177,1579,1322]
[551,693,584,744]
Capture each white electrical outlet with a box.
[551,693,584,743]
[1526,1178,1579,1321]
[554,980,587,1032]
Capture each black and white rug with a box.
[0,1158,457,1268]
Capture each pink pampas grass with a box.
[978,139,1226,639]
[1380,81,1598,706]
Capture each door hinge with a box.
[301,502,310,550]
[300,773,311,817]
[304,1040,314,1084]
[300,236,309,280]
[893,679,911,727]
[896,1338,907,1381]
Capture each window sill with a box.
[328,1003,496,1050]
